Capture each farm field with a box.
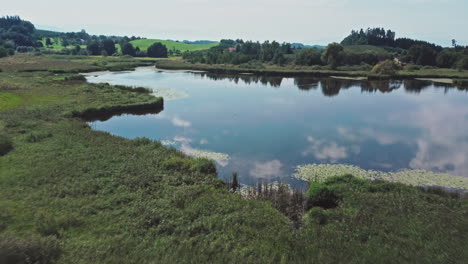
[128,39,219,52]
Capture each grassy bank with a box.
[156,59,468,79]
[1,54,467,263]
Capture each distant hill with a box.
[291,43,325,50]
[182,40,217,45]
[129,39,219,52]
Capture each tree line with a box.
[183,28,468,70]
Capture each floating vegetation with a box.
[294,164,468,191]
[161,140,176,146]
[149,87,188,100]
[182,147,230,166]
[415,78,453,84]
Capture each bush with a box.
[0,134,13,156]
[456,57,468,70]
[304,207,328,225]
[371,59,401,75]
[161,156,193,172]
[0,234,61,264]
[306,182,341,210]
[64,75,86,81]
[0,47,8,58]
[403,64,421,71]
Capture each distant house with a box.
[228,47,237,52]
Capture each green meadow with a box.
[128,39,219,52]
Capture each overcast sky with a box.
[3,0,467,46]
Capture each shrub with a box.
[306,182,341,210]
[304,207,328,225]
[403,64,421,71]
[371,59,401,75]
[0,234,61,264]
[0,134,13,156]
[456,57,468,70]
[0,47,8,58]
[64,75,86,81]
[160,156,193,172]
[191,158,217,175]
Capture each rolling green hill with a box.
[129,39,219,52]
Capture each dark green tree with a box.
[86,40,101,55]
[147,42,168,58]
[45,38,52,47]
[102,39,116,56]
[231,172,239,192]
[322,43,344,69]
[121,42,136,56]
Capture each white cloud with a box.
[249,160,284,179]
[171,116,191,128]
[303,137,350,162]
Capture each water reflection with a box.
[194,72,468,96]
[87,69,468,185]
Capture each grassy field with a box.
[40,38,86,51]
[128,39,219,52]
[0,54,467,263]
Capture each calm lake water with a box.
[86,67,468,186]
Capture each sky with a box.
[3,0,467,46]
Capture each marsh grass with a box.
[0,134,13,156]
[1,54,467,263]
[156,59,468,79]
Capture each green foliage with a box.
[321,43,344,69]
[457,57,468,70]
[0,16,37,47]
[101,39,116,56]
[406,44,438,65]
[121,42,136,56]
[147,42,168,58]
[371,59,401,75]
[183,39,293,65]
[306,182,341,209]
[160,156,217,175]
[295,48,322,66]
[341,28,396,46]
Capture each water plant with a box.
[294,163,468,191]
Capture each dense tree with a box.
[436,49,459,68]
[341,28,395,46]
[147,42,168,58]
[61,38,69,47]
[406,44,437,65]
[86,40,101,55]
[0,16,37,47]
[121,42,136,56]
[102,39,116,56]
[45,38,52,46]
[295,48,322,66]
[321,43,344,69]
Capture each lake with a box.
[85,67,468,186]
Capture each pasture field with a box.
[128,39,219,52]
